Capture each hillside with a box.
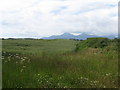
[75,37,118,52]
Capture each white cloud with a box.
[0,0,118,38]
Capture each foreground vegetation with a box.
[2,38,118,88]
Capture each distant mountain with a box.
[76,33,99,40]
[41,33,76,39]
[41,33,117,40]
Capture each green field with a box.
[2,39,118,88]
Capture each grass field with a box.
[2,39,118,88]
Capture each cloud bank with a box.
[0,0,118,38]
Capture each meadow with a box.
[2,38,118,88]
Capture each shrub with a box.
[75,38,110,52]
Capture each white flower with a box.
[23,66,26,68]
[20,69,23,72]
[103,86,106,88]
[38,74,40,76]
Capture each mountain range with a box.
[41,33,117,40]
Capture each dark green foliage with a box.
[87,38,109,48]
[75,38,119,52]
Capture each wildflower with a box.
[106,73,111,76]
[20,69,23,72]
[94,81,98,83]
[16,54,19,56]
[85,78,89,80]
[2,57,4,60]
[90,81,93,83]
[5,61,8,63]
[21,58,25,61]
[59,77,62,79]
[38,74,40,76]
[24,57,27,59]
[64,86,67,88]
[57,83,60,86]
[16,56,19,58]
[23,66,26,68]
[38,79,40,82]
[20,59,26,64]
[90,83,93,86]
[8,56,11,59]
[103,86,106,88]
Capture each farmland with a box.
[2,38,118,88]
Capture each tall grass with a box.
[2,39,118,88]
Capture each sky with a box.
[0,0,118,38]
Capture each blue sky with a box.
[0,0,118,38]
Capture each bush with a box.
[87,38,110,48]
[75,38,110,52]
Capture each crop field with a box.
[2,39,118,88]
